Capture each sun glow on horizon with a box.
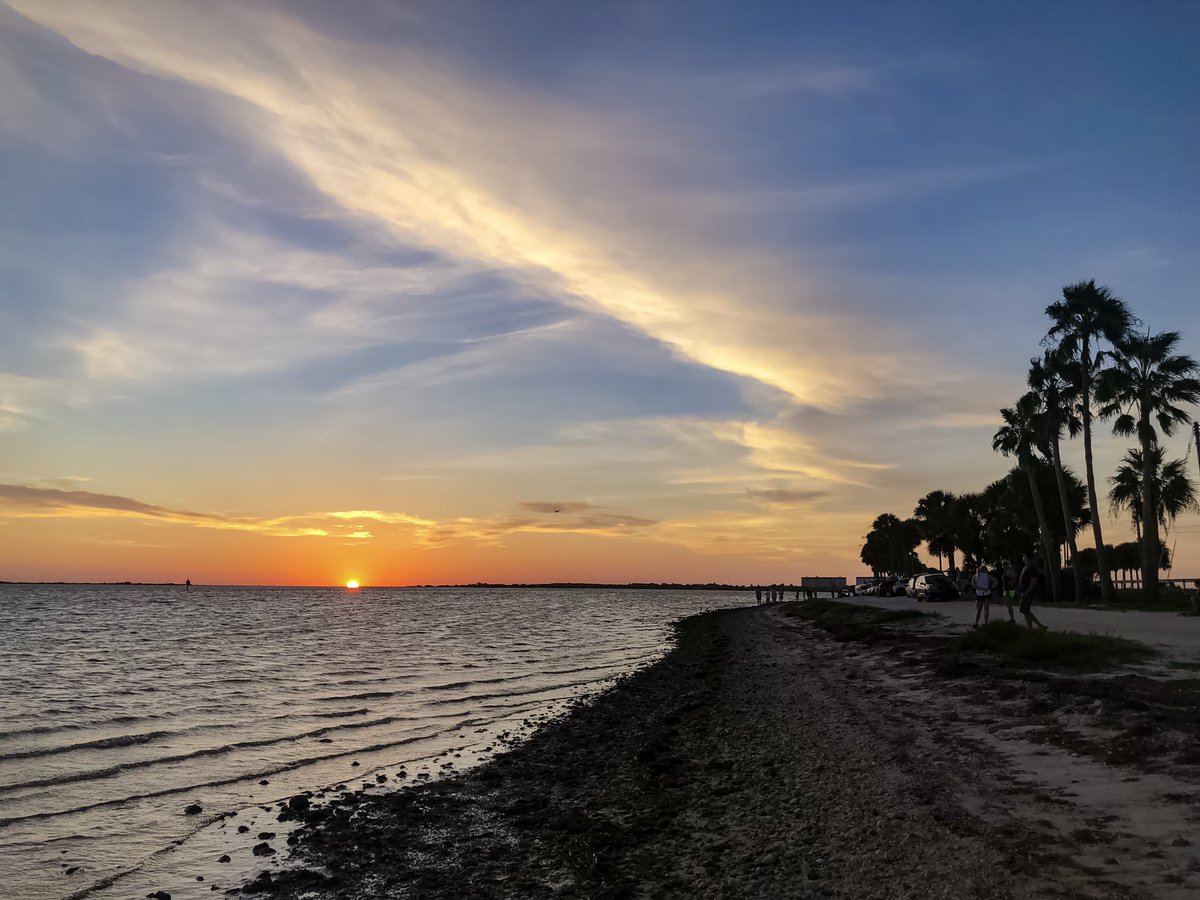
[345,579,360,589]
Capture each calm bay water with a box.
[0,584,751,899]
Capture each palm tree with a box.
[1097,330,1200,600]
[1028,350,1087,602]
[1107,445,1200,577]
[976,479,1028,564]
[1108,451,1146,542]
[1111,541,1142,587]
[913,490,958,572]
[861,513,923,575]
[1044,279,1136,603]
[950,493,987,565]
[993,394,1061,601]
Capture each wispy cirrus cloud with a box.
[3,0,964,410]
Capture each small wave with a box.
[0,713,163,741]
[315,689,412,702]
[0,719,478,829]
[0,711,456,795]
[426,676,604,707]
[0,730,172,761]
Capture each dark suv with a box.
[910,573,959,602]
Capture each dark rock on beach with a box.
[243,870,273,894]
[251,842,276,857]
[183,804,203,815]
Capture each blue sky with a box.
[1,0,1197,583]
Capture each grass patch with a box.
[785,599,928,642]
[1110,587,1198,614]
[950,621,1155,671]
[1046,585,1199,614]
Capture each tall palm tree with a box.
[1044,279,1137,603]
[1028,350,1087,602]
[1097,330,1200,600]
[913,490,958,573]
[1107,446,1200,574]
[993,394,1060,601]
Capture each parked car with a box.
[911,573,960,602]
[890,577,910,597]
[854,582,875,596]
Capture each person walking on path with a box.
[973,565,994,627]
[1018,555,1049,631]
[1002,562,1019,623]
[755,586,762,605]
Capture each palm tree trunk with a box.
[1023,453,1060,602]
[948,547,957,575]
[1139,430,1161,601]
[1050,434,1086,602]
[1081,342,1115,602]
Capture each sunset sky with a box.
[2,1,1198,585]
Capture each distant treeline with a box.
[448,582,755,591]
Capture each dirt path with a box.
[254,604,1198,899]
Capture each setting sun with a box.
[345,579,360,589]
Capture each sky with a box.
[1,0,1198,586]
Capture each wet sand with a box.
[249,603,1200,899]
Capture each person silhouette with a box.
[185,578,191,592]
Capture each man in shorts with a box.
[1018,554,1049,631]
[1003,560,1019,623]
[973,564,994,627]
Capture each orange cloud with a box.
[0,483,329,537]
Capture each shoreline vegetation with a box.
[224,601,1200,899]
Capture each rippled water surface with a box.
[0,584,750,899]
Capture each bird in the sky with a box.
[553,507,560,513]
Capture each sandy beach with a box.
[241,602,1200,899]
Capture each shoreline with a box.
[241,602,1200,898]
